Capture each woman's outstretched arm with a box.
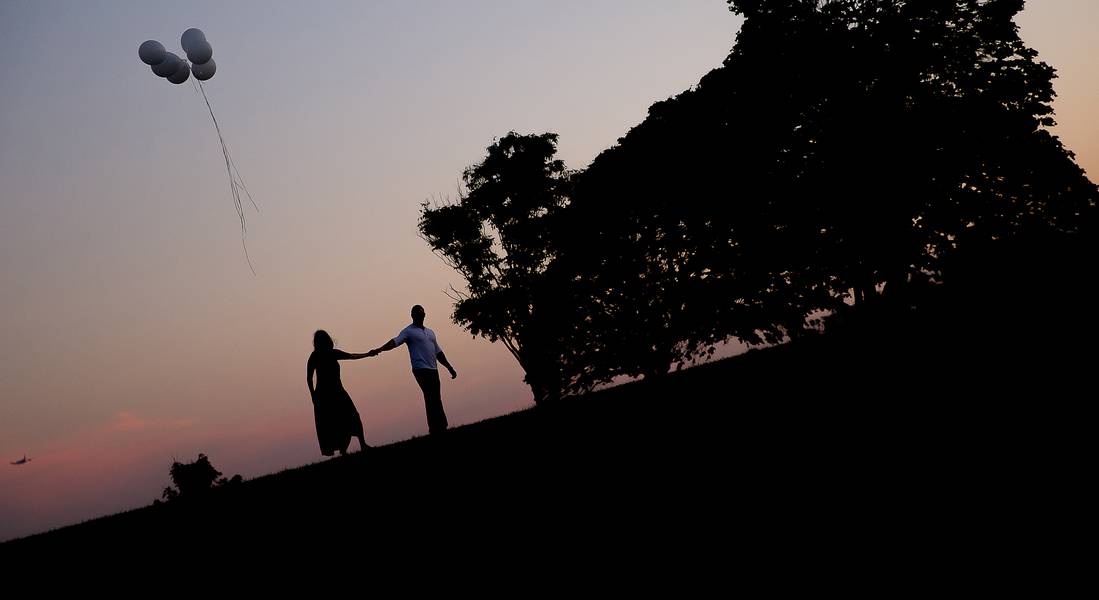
[333,349,372,360]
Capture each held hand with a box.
[367,349,379,357]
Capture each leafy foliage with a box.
[419,132,574,401]
[421,0,1097,397]
[160,454,241,503]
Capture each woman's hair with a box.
[313,330,335,351]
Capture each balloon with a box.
[138,40,166,66]
[151,52,182,77]
[181,28,206,53]
[167,60,190,84]
[186,40,213,65]
[191,58,216,81]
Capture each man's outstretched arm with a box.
[436,352,457,379]
[369,339,398,356]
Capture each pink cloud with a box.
[108,411,198,433]
[109,411,145,432]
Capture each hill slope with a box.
[3,320,1075,556]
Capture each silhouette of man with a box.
[369,305,457,435]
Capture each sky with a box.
[1,1,1096,542]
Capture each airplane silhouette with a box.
[10,455,33,465]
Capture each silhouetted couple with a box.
[307,305,458,457]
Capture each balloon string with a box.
[192,77,258,275]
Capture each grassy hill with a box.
[0,331,1072,540]
[4,308,1081,561]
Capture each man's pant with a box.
[412,368,449,434]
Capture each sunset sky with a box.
[1,1,1096,541]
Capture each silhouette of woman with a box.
[307,330,371,456]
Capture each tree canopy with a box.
[421,0,1097,399]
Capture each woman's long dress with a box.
[312,350,365,456]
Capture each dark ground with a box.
[2,238,1091,583]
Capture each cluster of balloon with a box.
[139,28,217,84]
[138,28,257,274]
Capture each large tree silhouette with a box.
[418,132,576,402]
[422,0,1096,396]
[558,0,1096,372]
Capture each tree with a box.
[559,0,1097,368]
[721,0,1098,307]
[420,1,1096,398]
[419,132,575,402]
